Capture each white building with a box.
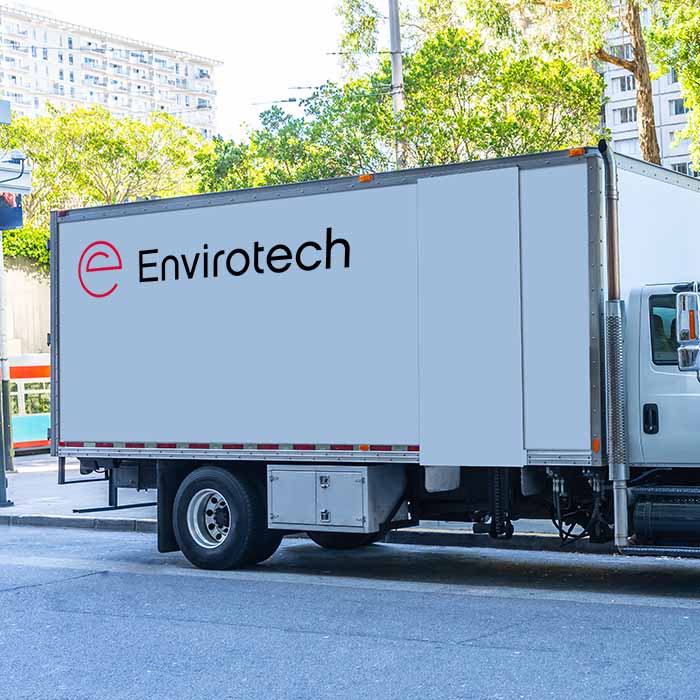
[0,4,221,138]
[602,21,694,175]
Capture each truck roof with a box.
[53,146,700,224]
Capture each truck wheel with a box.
[307,531,384,550]
[173,466,265,570]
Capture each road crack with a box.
[0,569,108,593]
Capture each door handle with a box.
[643,403,659,435]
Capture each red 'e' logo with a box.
[78,241,123,298]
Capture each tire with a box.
[173,466,265,570]
[307,531,385,550]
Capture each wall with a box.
[6,257,49,355]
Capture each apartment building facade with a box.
[602,16,693,176]
[0,4,220,138]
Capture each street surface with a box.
[1,527,699,699]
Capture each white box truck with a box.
[50,142,700,569]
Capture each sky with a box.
[26,0,345,138]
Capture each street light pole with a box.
[388,0,407,169]
[0,230,13,506]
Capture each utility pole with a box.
[388,0,407,169]
[0,229,13,474]
[0,229,13,506]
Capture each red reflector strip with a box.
[188,443,209,449]
[407,445,419,452]
[223,443,244,450]
[330,444,353,451]
[370,445,392,451]
[125,442,145,448]
[257,444,279,450]
[64,441,84,447]
[292,444,315,450]
[156,442,176,448]
[95,442,114,448]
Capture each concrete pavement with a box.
[0,526,699,699]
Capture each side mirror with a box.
[677,291,700,371]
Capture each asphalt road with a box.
[2,527,700,700]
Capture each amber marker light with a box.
[358,174,374,183]
[568,147,586,157]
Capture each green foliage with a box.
[198,28,603,192]
[400,29,603,164]
[337,0,383,73]
[0,105,203,266]
[648,0,700,167]
[2,225,49,267]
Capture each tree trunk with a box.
[595,1,661,165]
[624,1,660,165]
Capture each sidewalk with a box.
[2,454,157,530]
[1,454,613,553]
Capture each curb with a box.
[0,514,614,553]
[0,513,157,533]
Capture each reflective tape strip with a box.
[59,442,420,453]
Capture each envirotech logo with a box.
[78,227,350,298]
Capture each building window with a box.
[614,106,637,124]
[670,98,689,116]
[69,71,74,82]
[610,43,633,61]
[59,69,64,81]
[42,48,48,60]
[671,162,699,177]
[669,67,679,84]
[68,54,74,65]
[67,37,73,49]
[58,51,63,63]
[30,46,36,57]
[615,75,635,93]
[34,97,39,108]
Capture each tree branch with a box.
[595,48,636,74]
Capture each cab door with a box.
[639,286,700,465]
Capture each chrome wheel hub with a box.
[186,488,231,549]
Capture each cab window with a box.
[650,294,679,365]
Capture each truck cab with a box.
[627,284,700,468]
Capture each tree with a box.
[198,29,602,191]
[521,0,661,164]
[399,29,602,164]
[648,0,700,167]
[0,106,203,265]
[337,0,663,164]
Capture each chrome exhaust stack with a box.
[599,139,629,551]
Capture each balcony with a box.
[2,25,29,38]
[4,41,28,54]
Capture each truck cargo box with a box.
[51,148,700,470]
